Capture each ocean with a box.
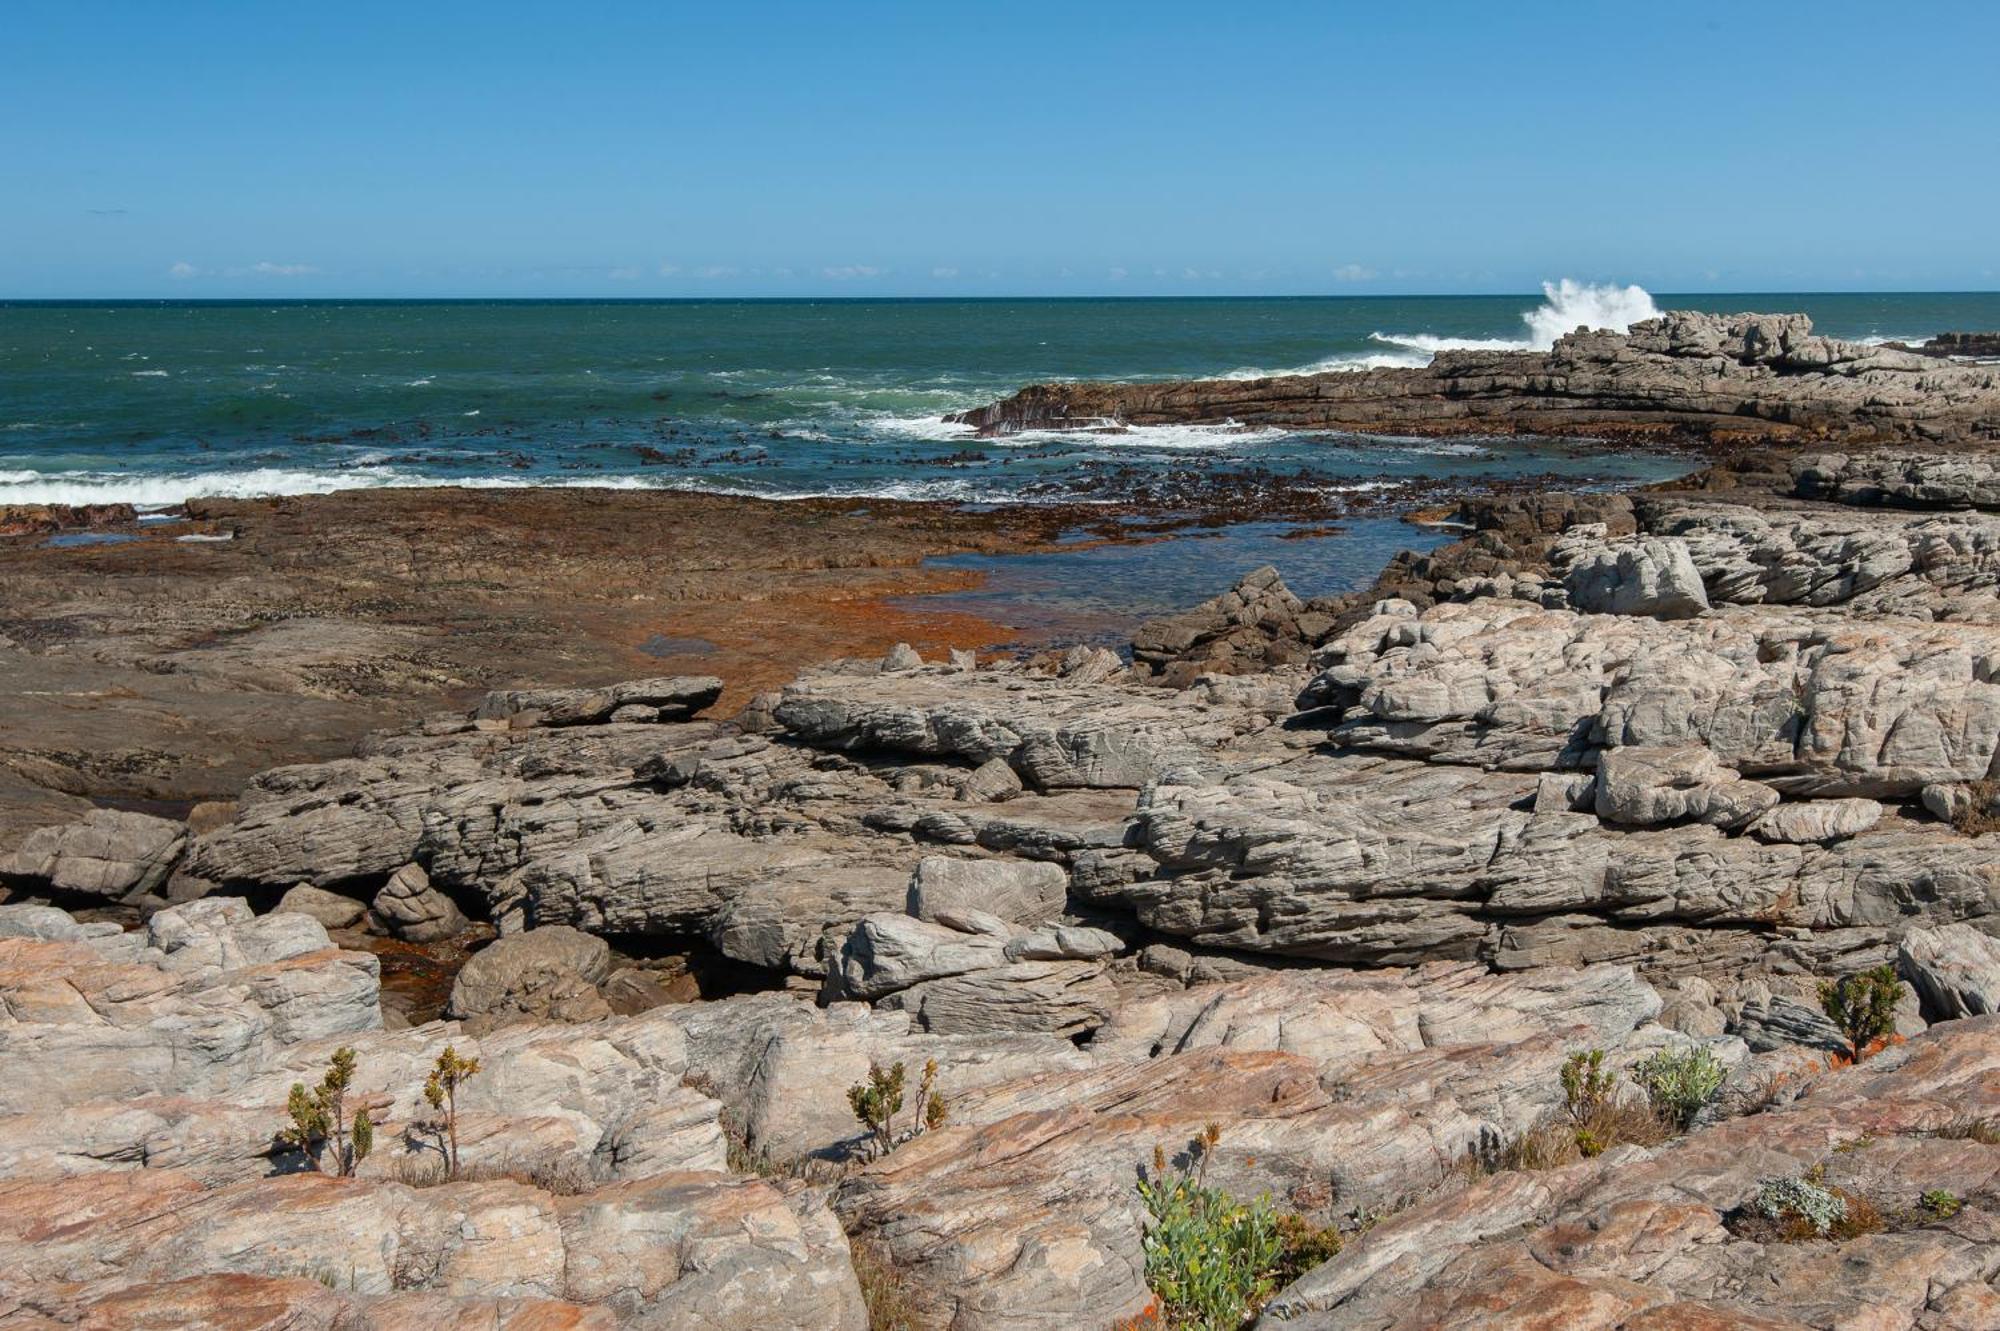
[5,283,1997,614]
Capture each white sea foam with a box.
[129,369,170,378]
[992,421,1290,451]
[1371,279,1663,360]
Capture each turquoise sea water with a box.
[5,289,1994,510]
[4,289,1996,615]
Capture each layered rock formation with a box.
[8,437,2000,1325]
[950,312,2000,446]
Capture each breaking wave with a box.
[1372,279,1662,359]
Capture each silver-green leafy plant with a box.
[1754,1175,1848,1235]
[1630,1046,1726,1131]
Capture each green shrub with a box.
[280,1045,369,1176]
[1630,1046,1726,1131]
[1819,966,1900,1062]
[1138,1165,1280,1328]
[1920,1188,1963,1219]
[1135,1127,1342,1330]
[423,1044,483,1176]
[847,1059,946,1158]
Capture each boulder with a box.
[274,883,368,930]
[1746,797,1883,844]
[1558,531,1710,619]
[905,855,1069,928]
[472,675,722,727]
[370,862,469,942]
[1898,922,2000,1019]
[1592,745,1779,829]
[446,926,612,1028]
[0,808,187,899]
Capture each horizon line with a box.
[6,288,2000,306]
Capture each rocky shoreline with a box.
[4,316,2000,1328]
[951,311,2000,449]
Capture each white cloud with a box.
[822,265,883,280]
[167,261,200,279]
[692,264,739,279]
[771,266,794,278]
[1107,266,1128,280]
[1332,263,1377,282]
[657,263,682,277]
[931,266,958,279]
[245,261,318,277]
[608,266,641,281]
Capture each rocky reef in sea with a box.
[952,310,2000,447]
[6,331,2000,1326]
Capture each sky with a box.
[3,1,1997,299]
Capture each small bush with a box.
[847,1059,947,1158]
[1737,1168,1887,1244]
[1920,1189,1963,1219]
[1630,1046,1726,1131]
[1755,1175,1847,1235]
[1819,966,1900,1063]
[1135,1127,1342,1330]
[1138,1168,1280,1329]
[422,1044,482,1177]
[280,1045,369,1177]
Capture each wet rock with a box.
[1132,566,1328,684]
[952,312,2000,446]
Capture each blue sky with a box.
[4,1,1996,298]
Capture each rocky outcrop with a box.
[0,898,379,1111]
[1259,1015,2000,1330]
[1898,923,2000,1020]
[0,807,185,900]
[1131,565,1334,684]
[950,312,2000,446]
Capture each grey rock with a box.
[274,883,367,929]
[879,960,1118,1037]
[881,642,925,672]
[906,855,1069,928]
[1898,922,2000,1019]
[958,756,1025,803]
[1747,797,1883,844]
[1593,745,1779,829]
[446,925,612,1027]
[472,674,722,727]
[369,861,469,942]
[1557,531,1710,619]
[1,808,186,899]
[1729,994,1849,1054]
